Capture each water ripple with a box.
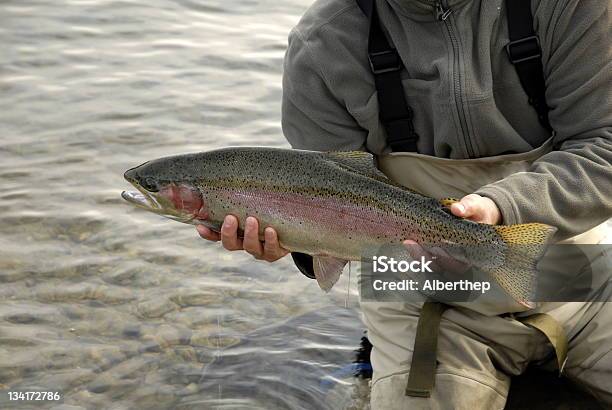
[0,0,365,408]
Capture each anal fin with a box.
[313,256,348,292]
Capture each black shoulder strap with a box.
[505,0,552,132]
[357,0,419,152]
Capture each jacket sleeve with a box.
[282,27,367,151]
[476,0,612,240]
[282,27,368,277]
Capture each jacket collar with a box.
[384,0,472,20]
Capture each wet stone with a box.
[0,337,37,347]
[163,308,218,330]
[6,313,41,324]
[138,341,162,354]
[123,324,141,339]
[171,346,199,363]
[0,367,21,384]
[0,324,59,347]
[87,373,139,395]
[143,370,166,387]
[136,298,178,319]
[87,346,129,371]
[176,382,199,397]
[35,368,96,392]
[0,270,29,283]
[44,347,87,372]
[189,331,240,349]
[196,350,214,365]
[142,324,192,349]
[88,357,156,395]
[35,283,135,304]
[131,274,162,288]
[0,348,74,379]
[170,290,222,307]
[124,384,177,409]
[168,363,203,385]
[109,356,158,379]
[64,390,109,409]
[60,305,87,320]
[103,261,142,286]
[90,285,136,304]
[86,300,106,308]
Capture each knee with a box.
[371,371,508,410]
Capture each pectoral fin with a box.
[313,256,348,292]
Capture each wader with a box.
[355,0,612,407]
[365,143,611,409]
[287,0,612,406]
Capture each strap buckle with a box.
[368,49,401,74]
[506,35,542,64]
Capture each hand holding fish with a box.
[401,194,501,274]
[450,194,501,225]
[196,215,289,262]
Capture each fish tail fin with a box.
[493,223,557,247]
[491,223,557,308]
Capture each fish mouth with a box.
[121,189,160,211]
[122,180,179,217]
[121,183,170,216]
[122,181,202,224]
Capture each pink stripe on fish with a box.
[206,187,423,244]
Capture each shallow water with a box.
[0,1,369,408]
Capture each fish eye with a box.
[140,177,159,192]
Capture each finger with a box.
[196,224,220,241]
[221,215,243,251]
[452,194,481,220]
[263,227,287,262]
[243,217,264,258]
[450,202,468,217]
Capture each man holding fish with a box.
[123,0,612,408]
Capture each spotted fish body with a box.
[122,147,556,306]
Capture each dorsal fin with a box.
[324,151,379,176]
[324,151,420,193]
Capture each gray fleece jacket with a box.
[281,0,611,240]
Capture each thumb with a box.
[451,195,481,219]
[450,202,467,217]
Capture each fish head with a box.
[122,155,209,223]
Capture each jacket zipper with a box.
[435,1,452,20]
[434,1,475,157]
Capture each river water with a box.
[0,1,370,408]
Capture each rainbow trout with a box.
[122,148,556,306]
